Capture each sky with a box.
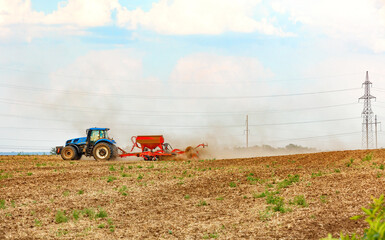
[1,0,385,153]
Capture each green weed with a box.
[107,176,117,183]
[72,210,81,221]
[311,171,323,178]
[34,219,42,227]
[107,218,115,232]
[271,197,290,213]
[63,191,70,197]
[203,232,219,239]
[346,158,354,167]
[291,195,308,207]
[55,210,68,223]
[277,174,300,189]
[320,195,328,203]
[119,186,128,196]
[253,191,266,199]
[109,165,116,171]
[0,199,5,209]
[95,208,108,218]
[362,153,373,162]
[82,208,95,220]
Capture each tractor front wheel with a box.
[93,143,113,161]
[61,146,78,160]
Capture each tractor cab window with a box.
[100,130,108,139]
[90,130,108,143]
[90,131,100,143]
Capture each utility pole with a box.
[359,71,376,149]
[245,115,249,148]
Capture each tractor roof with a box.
[88,127,110,131]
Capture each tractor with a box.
[56,128,117,161]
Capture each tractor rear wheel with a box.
[74,153,82,160]
[93,142,113,161]
[61,146,78,160]
[110,145,118,160]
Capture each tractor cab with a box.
[84,128,115,157]
[86,128,110,145]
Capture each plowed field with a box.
[1,149,385,239]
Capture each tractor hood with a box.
[65,137,87,146]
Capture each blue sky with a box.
[1,0,385,153]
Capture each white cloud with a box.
[0,0,119,40]
[44,0,120,27]
[116,0,292,36]
[0,0,294,40]
[0,0,44,25]
[271,0,385,52]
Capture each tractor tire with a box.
[61,146,79,160]
[110,145,118,160]
[74,153,82,160]
[93,142,113,161]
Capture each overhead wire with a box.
[0,66,363,85]
[0,82,361,99]
[0,113,361,128]
[266,131,361,143]
[0,97,359,116]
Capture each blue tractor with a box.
[56,128,118,161]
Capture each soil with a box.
[0,149,384,239]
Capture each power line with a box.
[248,117,360,127]
[266,131,361,143]
[0,113,361,128]
[0,97,358,116]
[0,66,362,85]
[0,82,361,99]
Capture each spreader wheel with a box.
[61,146,79,160]
[144,155,157,161]
[93,142,113,161]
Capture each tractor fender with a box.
[95,139,116,145]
